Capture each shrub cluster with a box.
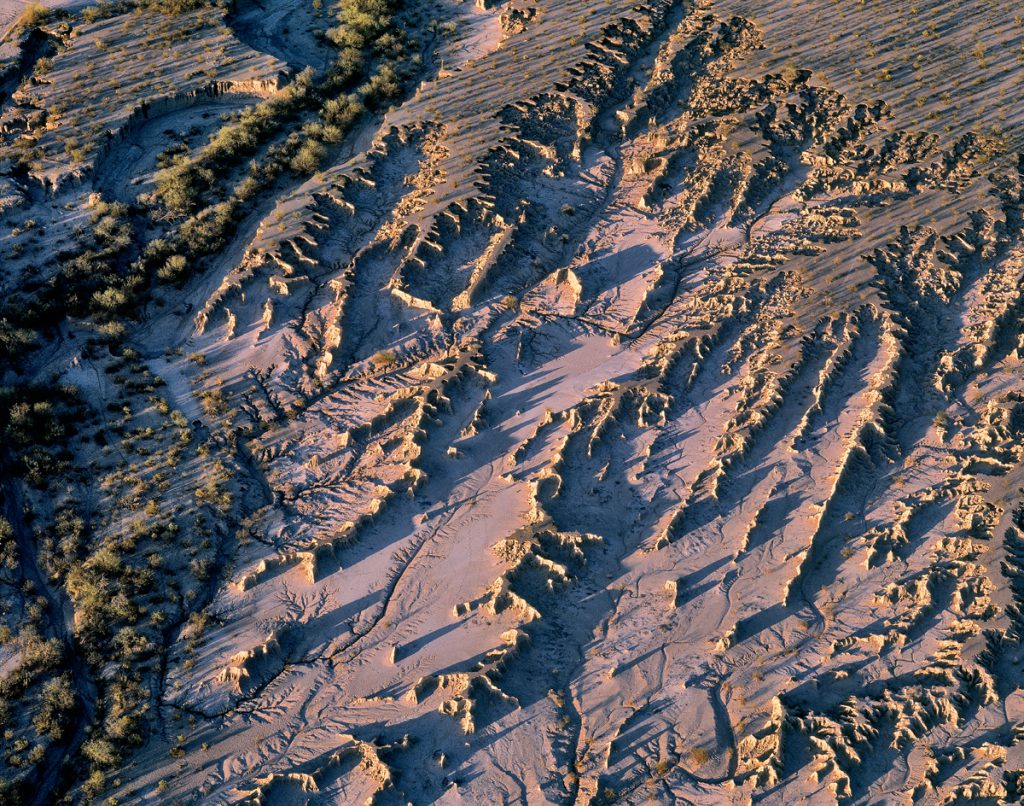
[148,0,410,271]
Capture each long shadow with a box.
[576,242,663,306]
[740,482,810,554]
[675,462,776,538]
[732,602,792,645]
[608,714,671,768]
[298,589,381,653]
[392,618,468,664]
[667,553,733,608]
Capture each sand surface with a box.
[4,0,1024,803]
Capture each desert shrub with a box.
[33,674,76,739]
[375,31,403,57]
[207,90,306,160]
[48,201,143,323]
[90,202,133,251]
[107,674,148,719]
[144,0,209,15]
[326,0,403,85]
[150,76,313,219]
[156,254,187,282]
[322,93,364,128]
[112,627,152,659]
[15,3,49,30]
[198,389,227,416]
[155,143,189,171]
[189,557,213,580]
[90,286,129,313]
[81,0,131,21]
[97,321,126,339]
[178,201,237,254]
[16,632,63,673]
[81,738,118,768]
[371,349,396,368]
[153,159,215,215]
[19,447,70,487]
[0,319,37,360]
[360,65,401,109]
[81,771,105,799]
[0,517,16,570]
[333,0,393,43]
[41,508,85,581]
[0,386,78,449]
[290,138,327,174]
[333,46,365,83]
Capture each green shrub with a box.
[82,738,119,768]
[371,349,396,368]
[157,254,187,282]
[15,3,49,30]
[154,160,215,215]
[323,94,364,128]
[290,139,327,174]
[33,675,76,739]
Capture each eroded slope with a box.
[3,0,1024,804]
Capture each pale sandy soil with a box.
[5,0,1024,804]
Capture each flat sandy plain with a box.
[4,0,1024,803]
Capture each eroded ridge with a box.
[4,0,1024,802]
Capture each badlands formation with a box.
[3,0,1024,803]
